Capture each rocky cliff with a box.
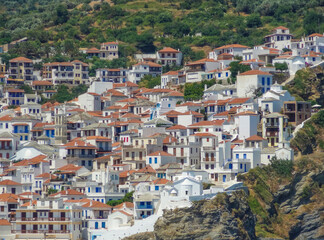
[125,191,257,240]
[286,66,324,105]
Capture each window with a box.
[154,157,157,164]
[243,154,247,159]
[267,77,271,85]
[207,138,209,142]
[149,158,152,164]
[126,152,129,158]
[95,187,101,193]
[235,154,239,159]
[262,77,265,85]
[155,186,159,191]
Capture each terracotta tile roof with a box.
[148,151,174,157]
[191,132,216,137]
[245,135,266,141]
[63,140,97,149]
[32,81,53,86]
[136,165,156,173]
[186,58,218,66]
[161,110,184,117]
[119,170,136,178]
[0,179,21,185]
[158,47,180,53]
[134,61,162,67]
[0,219,11,226]
[0,193,20,203]
[0,115,13,121]
[189,120,225,127]
[85,136,112,141]
[9,57,32,62]
[273,26,288,30]
[121,113,141,119]
[114,202,134,209]
[58,164,82,172]
[179,102,201,107]
[50,189,84,197]
[19,192,40,196]
[166,125,187,130]
[183,110,204,116]
[239,70,272,76]
[163,135,177,144]
[112,142,121,147]
[87,92,101,96]
[228,98,251,105]
[167,91,184,97]
[151,178,170,185]
[112,209,133,216]
[162,71,179,76]
[308,33,323,38]
[82,200,112,209]
[215,44,249,50]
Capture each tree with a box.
[139,75,161,88]
[303,11,324,35]
[106,191,134,206]
[229,61,251,81]
[275,62,288,72]
[53,85,73,103]
[136,31,156,53]
[54,4,69,25]
[19,84,34,94]
[246,14,262,28]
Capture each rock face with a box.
[153,190,256,240]
[274,170,324,240]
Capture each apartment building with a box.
[12,199,82,240]
[156,47,182,66]
[43,60,89,85]
[95,68,128,83]
[128,61,162,84]
[8,57,33,82]
[100,42,118,60]
[264,26,293,50]
[262,113,290,147]
[283,101,311,126]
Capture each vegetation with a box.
[0,0,322,71]
[107,191,134,206]
[184,79,216,101]
[47,188,58,195]
[229,61,251,83]
[51,84,88,103]
[291,110,324,155]
[138,75,161,88]
[274,62,288,72]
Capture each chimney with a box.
[204,84,207,91]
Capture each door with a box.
[11,188,16,194]
[49,212,53,220]
[49,225,53,233]
[33,212,37,220]
[22,225,26,233]
[22,212,26,221]
[61,212,65,221]
[244,164,247,172]
[33,225,37,233]
[95,222,99,229]
[223,175,226,182]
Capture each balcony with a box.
[66,154,95,158]
[12,230,70,234]
[13,130,29,134]
[136,205,153,210]
[265,122,279,127]
[202,158,215,162]
[18,217,71,221]
[0,146,12,150]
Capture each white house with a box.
[209,44,250,60]
[157,47,183,66]
[146,151,176,169]
[128,62,162,84]
[272,55,305,75]
[78,92,101,111]
[236,70,273,98]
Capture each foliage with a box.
[138,75,161,89]
[107,191,134,206]
[229,61,251,82]
[184,79,216,101]
[19,84,34,94]
[269,157,293,177]
[47,188,58,195]
[274,62,288,72]
[291,110,324,154]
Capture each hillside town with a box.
[0,27,322,240]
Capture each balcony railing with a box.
[0,146,12,150]
[18,217,71,221]
[136,205,153,209]
[66,154,95,158]
[265,122,279,127]
[12,230,70,234]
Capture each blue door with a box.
[95,222,99,229]
[229,163,232,169]
[223,175,226,182]
[244,164,247,172]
